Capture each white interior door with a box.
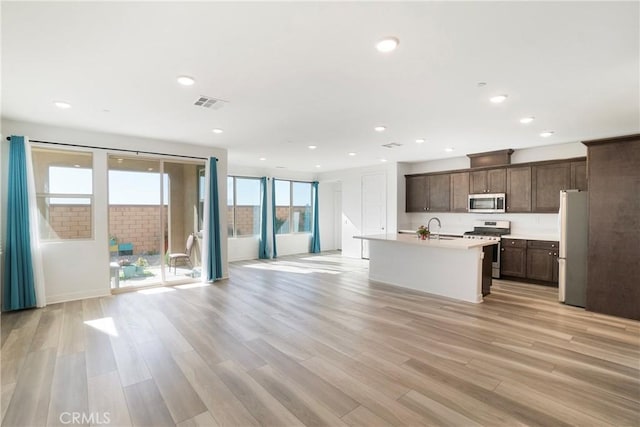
[361,173,386,259]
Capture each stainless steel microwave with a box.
[468,193,506,213]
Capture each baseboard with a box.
[45,288,111,305]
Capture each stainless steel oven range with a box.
[463,220,511,278]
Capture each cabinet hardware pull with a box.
[549,252,552,255]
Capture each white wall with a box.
[406,141,586,175]
[1,119,228,306]
[317,162,399,259]
[226,164,317,261]
[405,212,559,237]
[318,181,340,251]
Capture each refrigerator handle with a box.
[558,258,566,302]
[559,191,567,259]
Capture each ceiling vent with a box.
[194,96,227,110]
[382,142,403,149]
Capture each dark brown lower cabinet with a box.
[526,241,559,283]
[501,239,559,285]
[500,239,526,278]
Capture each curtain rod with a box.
[5,136,215,161]
[272,178,317,184]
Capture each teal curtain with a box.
[310,181,321,253]
[3,136,37,311]
[258,177,269,259]
[205,157,222,281]
[271,178,278,258]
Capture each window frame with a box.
[227,175,262,238]
[274,179,313,235]
[32,147,95,241]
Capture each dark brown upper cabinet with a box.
[405,156,585,214]
[506,166,532,212]
[406,175,428,212]
[570,160,587,191]
[532,162,571,212]
[428,173,451,212]
[450,172,469,212]
[405,173,451,212]
[469,168,506,194]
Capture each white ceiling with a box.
[2,2,638,172]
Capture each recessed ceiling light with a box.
[380,158,388,163]
[348,152,357,156]
[259,157,266,161]
[308,145,317,150]
[212,128,224,134]
[540,131,555,138]
[445,147,455,152]
[415,138,425,144]
[315,165,321,168]
[520,116,535,124]
[376,37,399,53]
[54,101,71,109]
[177,75,195,86]
[374,126,386,132]
[490,95,508,103]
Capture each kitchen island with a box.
[354,233,498,303]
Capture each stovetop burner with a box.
[463,220,511,239]
[464,230,506,236]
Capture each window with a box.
[274,180,290,234]
[275,180,312,234]
[32,148,93,240]
[227,176,261,237]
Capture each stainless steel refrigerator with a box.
[558,190,588,307]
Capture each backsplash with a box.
[404,212,559,236]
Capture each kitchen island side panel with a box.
[367,240,484,303]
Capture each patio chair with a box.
[168,233,195,273]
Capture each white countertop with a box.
[503,233,559,241]
[354,233,497,250]
[398,229,465,237]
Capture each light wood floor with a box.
[2,252,639,426]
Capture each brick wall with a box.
[229,205,260,236]
[48,204,168,254]
[109,205,168,254]
[48,205,92,239]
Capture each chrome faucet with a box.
[427,217,441,239]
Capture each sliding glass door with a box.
[108,156,203,290]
